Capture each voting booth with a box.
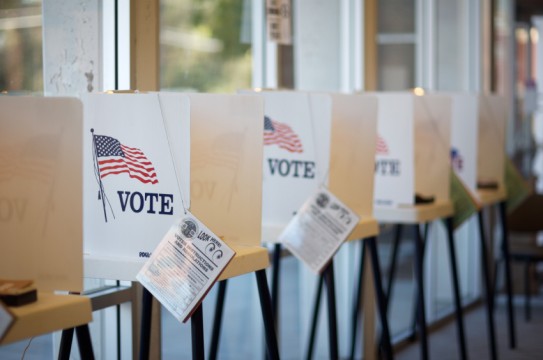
[248,90,332,243]
[449,93,512,358]
[449,93,507,200]
[188,93,269,279]
[82,93,191,281]
[371,92,459,359]
[0,96,84,292]
[0,97,93,351]
[373,92,452,209]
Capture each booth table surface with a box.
[218,244,270,281]
[346,217,380,242]
[374,201,454,224]
[476,189,507,208]
[1,292,92,345]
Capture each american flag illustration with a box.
[94,135,158,184]
[264,116,303,153]
[451,147,463,172]
[376,135,389,155]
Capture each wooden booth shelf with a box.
[346,218,380,242]
[374,201,454,224]
[1,292,92,345]
[476,189,507,208]
[217,245,270,281]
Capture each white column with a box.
[42,0,102,96]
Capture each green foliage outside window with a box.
[161,0,252,93]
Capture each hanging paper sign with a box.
[256,91,332,242]
[266,0,292,45]
[280,187,359,273]
[83,93,190,281]
[137,211,234,323]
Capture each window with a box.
[0,0,43,93]
[160,0,253,92]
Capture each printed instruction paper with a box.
[137,211,235,323]
[281,187,360,273]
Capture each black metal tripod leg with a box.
[367,237,394,360]
[255,269,280,360]
[411,224,429,338]
[525,261,531,321]
[139,287,153,360]
[349,241,366,360]
[306,273,325,360]
[271,243,282,330]
[58,328,75,360]
[209,280,228,360]
[478,210,498,360]
[498,201,516,348]
[385,225,403,312]
[323,260,339,360]
[445,217,468,360]
[75,325,95,360]
[412,224,429,360]
[191,304,205,360]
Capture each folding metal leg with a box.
[445,217,468,360]
[498,201,516,348]
[323,260,339,360]
[209,280,228,360]
[75,325,95,360]
[412,224,429,360]
[385,225,403,312]
[255,269,280,360]
[139,288,153,360]
[478,210,498,360]
[58,328,74,360]
[349,241,365,360]
[411,225,429,338]
[305,260,339,360]
[367,236,394,360]
[525,260,531,321]
[271,243,282,329]
[306,273,325,360]
[191,304,205,360]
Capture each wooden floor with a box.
[396,295,543,360]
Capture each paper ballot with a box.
[280,187,359,273]
[137,212,235,323]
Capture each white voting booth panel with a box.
[477,94,507,193]
[189,94,263,247]
[328,93,378,219]
[374,93,452,208]
[249,91,332,242]
[0,97,83,292]
[449,93,479,194]
[83,93,190,281]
